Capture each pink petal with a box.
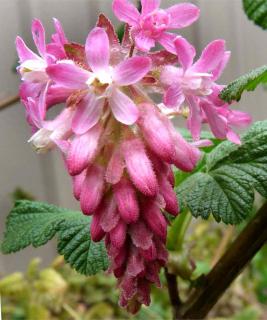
[133,30,155,52]
[105,147,125,184]
[122,138,158,196]
[80,164,105,215]
[201,102,228,139]
[187,96,202,141]
[46,62,90,89]
[112,0,140,26]
[16,36,39,62]
[174,36,196,70]
[164,85,185,108]
[85,27,110,73]
[166,3,200,28]
[52,18,68,45]
[158,176,179,216]
[72,93,104,135]
[228,110,252,128]
[160,65,179,86]
[109,88,139,125]
[127,247,145,277]
[113,57,151,86]
[32,19,46,57]
[158,32,176,54]
[227,130,241,145]
[192,40,226,73]
[212,51,231,81]
[147,50,177,68]
[114,177,139,224]
[141,0,160,15]
[66,124,102,176]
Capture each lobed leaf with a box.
[176,120,267,224]
[1,201,109,276]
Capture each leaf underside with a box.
[1,201,109,276]
[176,120,267,225]
[220,65,267,103]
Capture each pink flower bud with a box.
[105,147,125,184]
[142,200,167,241]
[98,196,120,232]
[122,138,158,196]
[140,242,157,261]
[159,176,179,216]
[72,170,86,200]
[66,124,102,176]
[138,104,175,163]
[110,220,127,248]
[80,164,104,215]
[90,211,105,242]
[114,177,139,223]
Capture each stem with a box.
[0,94,19,111]
[164,268,182,320]
[180,201,267,319]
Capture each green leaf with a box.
[176,120,267,224]
[1,201,109,276]
[243,0,267,30]
[220,65,267,103]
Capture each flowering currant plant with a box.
[3,0,267,319]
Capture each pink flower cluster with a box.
[16,0,251,313]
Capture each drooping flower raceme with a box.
[15,0,251,314]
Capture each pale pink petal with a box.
[160,65,179,86]
[201,102,228,139]
[228,110,252,128]
[174,36,196,70]
[52,18,68,45]
[166,3,200,28]
[72,93,104,135]
[192,40,226,73]
[112,0,140,26]
[187,96,202,141]
[66,124,102,176]
[191,139,213,148]
[141,0,160,15]
[113,57,151,86]
[80,164,105,215]
[114,177,139,224]
[133,30,155,52]
[227,130,241,145]
[158,32,176,54]
[32,19,46,57]
[105,147,125,184]
[164,85,185,108]
[16,36,39,62]
[122,138,158,196]
[127,248,144,277]
[212,51,231,81]
[85,27,110,73]
[46,62,90,89]
[129,221,153,250]
[109,88,139,125]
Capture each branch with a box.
[180,201,267,319]
[164,268,182,320]
[0,94,20,111]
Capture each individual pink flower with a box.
[47,27,152,133]
[112,0,200,53]
[161,36,251,142]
